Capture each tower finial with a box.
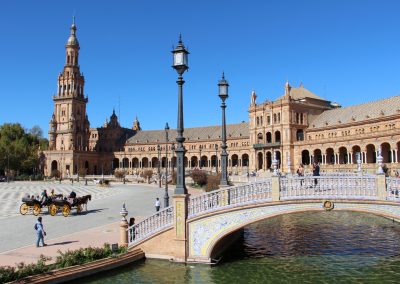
[179,33,182,43]
[222,71,225,80]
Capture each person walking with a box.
[312,162,320,187]
[35,217,47,247]
[297,164,304,185]
[155,198,161,212]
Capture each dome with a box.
[66,22,79,46]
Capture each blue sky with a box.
[1,0,400,135]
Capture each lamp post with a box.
[218,73,229,186]
[171,143,175,181]
[157,144,161,188]
[164,122,170,207]
[199,145,202,169]
[172,35,189,195]
[215,144,218,173]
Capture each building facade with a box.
[43,22,400,177]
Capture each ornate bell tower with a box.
[48,18,90,151]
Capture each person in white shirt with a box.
[155,198,161,212]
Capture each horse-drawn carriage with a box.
[49,195,91,217]
[19,197,51,216]
[19,194,91,217]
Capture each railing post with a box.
[173,194,189,262]
[376,174,387,200]
[272,175,280,201]
[119,203,129,247]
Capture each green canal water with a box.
[83,211,400,283]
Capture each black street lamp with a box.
[218,72,229,186]
[215,144,218,173]
[199,145,202,169]
[172,34,189,195]
[171,143,175,181]
[164,122,170,207]
[157,144,161,188]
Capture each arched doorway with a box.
[301,150,310,165]
[51,160,58,171]
[352,145,361,164]
[257,152,263,170]
[132,158,139,168]
[200,156,207,168]
[84,161,89,174]
[266,132,272,143]
[242,154,249,167]
[231,154,239,167]
[191,156,198,168]
[257,133,263,144]
[122,158,129,168]
[142,157,149,168]
[275,131,281,143]
[381,142,391,163]
[326,148,334,164]
[151,157,158,168]
[266,151,272,169]
[338,147,348,164]
[313,149,322,163]
[275,151,281,168]
[366,144,376,163]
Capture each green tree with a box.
[0,123,48,176]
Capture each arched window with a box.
[296,129,304,141]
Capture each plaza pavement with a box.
[0,180,203,266]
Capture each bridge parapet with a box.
[386,177,400,200]
[188,180,272,218]
[128,206,174,246]
[280,175,377,200]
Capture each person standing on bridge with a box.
[155,198,161,212]
[312,162,320,187]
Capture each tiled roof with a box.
[126,122,249,144]
[277,85,327,101]
[309,95,400,128]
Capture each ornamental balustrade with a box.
[128,206,173,246]
[127,174,398,248]
[386,177,400,200]
[280,175,376,200]
[188,180,272,218]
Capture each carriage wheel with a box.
[77,205,82,213]
[49,204,58,216]
[33,204,41,216]
[62,205,71,217]
[20,203,29,215]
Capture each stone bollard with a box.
[119,203,129,247]
[376,174,387,201]
[85,178,88,186]
[271,175,280,201]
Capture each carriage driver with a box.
[40,190,48,205]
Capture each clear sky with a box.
[1,0,400,135]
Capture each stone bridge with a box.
[121,174,400,263]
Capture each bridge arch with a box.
[187,201,400,263]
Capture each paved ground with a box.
[0,180,204,266]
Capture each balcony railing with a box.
[253,142,281,149]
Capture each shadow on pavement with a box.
[49,240,78,246]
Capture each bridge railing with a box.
[386,177,400,200]
[280,175,377,200]
[188,180,272,218]
[128,206,174,246]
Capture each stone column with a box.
[119,204,129,247]
[173,194,189,262]
[271,175,280,201]
[376,174,387,200]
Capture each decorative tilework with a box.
[188,202,400,259]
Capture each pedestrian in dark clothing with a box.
[313,162,320,186]
[35,217,47,247]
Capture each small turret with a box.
[284,80,291,99]
[132,116,141,131]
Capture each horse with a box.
[79,194,92,211]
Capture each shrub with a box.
[0,244,127,283]
[51,169,61,179]
[114,169,126,180]
[191,169,207,187]
[206,173,221,192]
[141,169,154,183]
[78,168,87,178]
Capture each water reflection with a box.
[84,212,400,283]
